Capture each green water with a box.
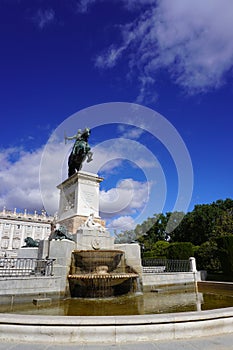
[1,286,233,316]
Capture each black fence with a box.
[0,258,55,277]
[142,258,190,273]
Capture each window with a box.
[1,237,9,249]
[12,238,21,249]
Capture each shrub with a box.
[151,240,169,258]
[166,242,194,260]
[195,241,221,272]
[216,235,233,279]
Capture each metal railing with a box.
[142,258,190,273]
[0,258,55,277]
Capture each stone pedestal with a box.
[56,171,104,233]
[49,239,76,296]
[17,247,38,259]
[38,240,49,259]
[189,257,197,272]
[75,227,114,250]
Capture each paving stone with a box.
[119,342,158,350]
[1,333,233,350]
[187,334,233,350]
[0,343,16,350]
[47,345,83,350]
[81,344,119,350]
[9,343,50,350]
[156,339,197,350]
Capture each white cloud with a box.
[83,144,124,175]
[77,0,97,13]
[95,0,233,98]
[0,138,154,221]
[1,121,162,229]
[107,215,136,231]
[83,137,158,176]
[121,0,155,11]
[95,44,127,69]
[0,147,46,211]
[33,9,55,29]
[0,144,63,215]
[100,178,150,217]
[117,125,144,139]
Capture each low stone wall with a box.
[114,243,142,275]
[0,307,232,344]
[0,276,62,298]
[142,271,201,291]
[0,240,75,300]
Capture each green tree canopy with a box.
[170,198,233,245]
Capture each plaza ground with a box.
[0,333,233,349]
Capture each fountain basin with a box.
[68,273,139,298]
[68,273,138,286]
[69,249,139,297]
[72,249,124,273]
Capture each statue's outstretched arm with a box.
[66,135,77,140]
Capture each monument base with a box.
[57,171,103,223]
[75,227,114,250]
[57,215,105,235]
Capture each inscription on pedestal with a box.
[81,189,96,207]
[57,171,103,221]
[79,184,98,216]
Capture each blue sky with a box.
[1,0,233,232]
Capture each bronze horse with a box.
[66,128,93,177]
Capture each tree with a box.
[216,235,233,279]
[114,230,136,244]
[213,209,233,237]
[195,241,221,272]
[135,213,168,251]
[165,211,186,237]
[166,242,194,260]
[151,240,169,258]
[171,199,233,245]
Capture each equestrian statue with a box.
[65,127,93,177]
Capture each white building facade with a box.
[0,207,54,257]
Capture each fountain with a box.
[68,249,139,297]
[2,126,232,345]
[54,128,142,298]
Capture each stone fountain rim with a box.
[72,249,125,253]
[1,306,233,325]
[68,273,139,279]
[0,307,233,344]
[1,282,233,344]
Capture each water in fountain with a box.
[68,250,139,298]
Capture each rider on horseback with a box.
[65,128,93,176]
[65,129,82,155]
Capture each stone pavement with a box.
[0,333,233,350]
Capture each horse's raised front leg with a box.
[86,151,93,163]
